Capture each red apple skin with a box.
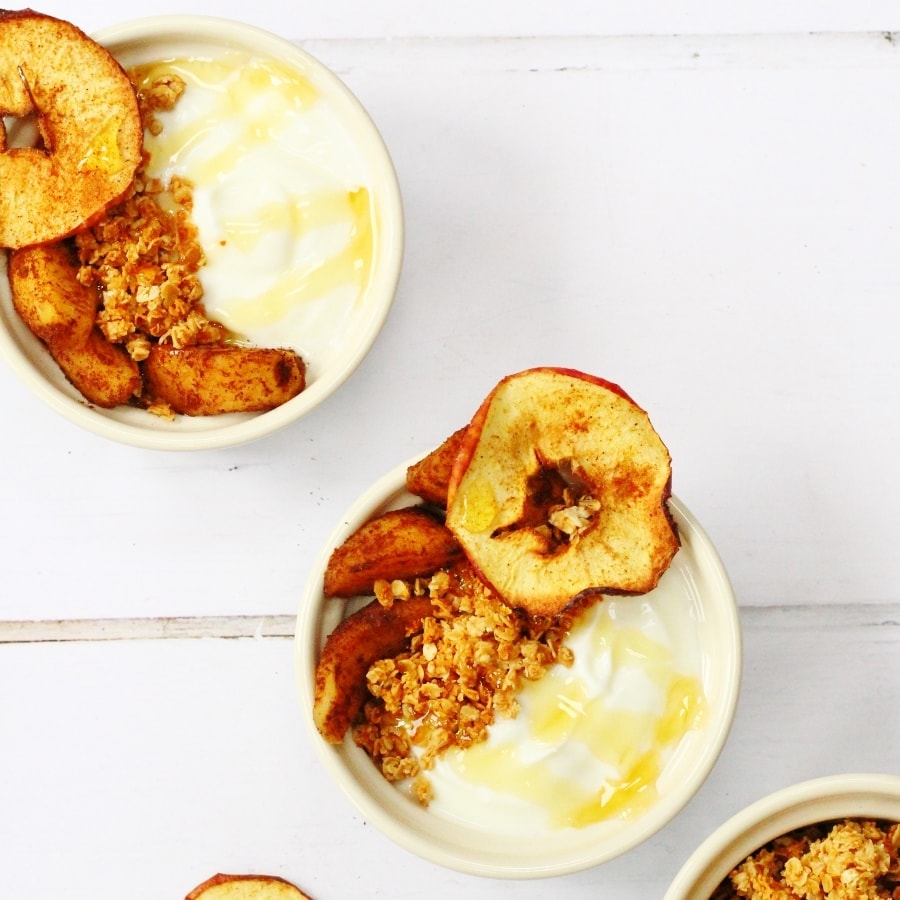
[445,367,679,616]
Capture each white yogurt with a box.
[132,53,375,372]
[418,568,707,834]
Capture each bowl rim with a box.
[0,13,404,451]
[664,772,900,899]
[295,452,743,878]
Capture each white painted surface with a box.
[2,3,899,898]
[2,608,897,899]
[22,0,900,39]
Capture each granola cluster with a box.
[353,562,586,806]
[714,819,900,900]
[73,72,225,369]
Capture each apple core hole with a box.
[2,109,45,151]
[492,456,599,555]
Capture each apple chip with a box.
[445,367,680,616]
[186,873,312,900]
[0,10,142,249]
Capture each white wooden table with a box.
[3,2,900,897]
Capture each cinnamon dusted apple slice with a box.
[9,242,141,407]
[314,595,434,743]
[185,873,312,900]
[143,344,306,416]
[323,506,463,598]
[405,426,467,507]
[445,367,679,617]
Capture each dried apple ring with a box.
[446,367,680,616]
[0,10,142,249]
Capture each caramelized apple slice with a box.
[323,506,463,599]
[314,596,434,743]
[8,242,95,346]
[9,242,141,407]
[143,344,305,416]
[405,426,467,507]
[50,328,142,408]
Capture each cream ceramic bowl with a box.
[665,773,900,898]
[0,15,403,450]
[295,455,742,878]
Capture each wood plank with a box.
[0,615,297,643]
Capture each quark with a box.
[132,52,376,371]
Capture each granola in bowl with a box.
[355,564,585,806]
[665,775,900,900]
[713,819,900,900]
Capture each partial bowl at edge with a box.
[665,773,900,899]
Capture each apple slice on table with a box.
[445,367,679,617]
[185,873,312,899]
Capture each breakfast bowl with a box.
[665,773,900,898]
[0,13,403,451]
[295,450,743,878]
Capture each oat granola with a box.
[713,819,900,900]
[73,71,225,414]
[352,561,588,805]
